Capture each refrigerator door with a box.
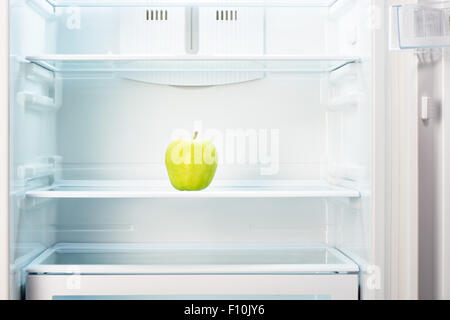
[416,46,450,300]
[388,0,450,299]
[440,52,450,299]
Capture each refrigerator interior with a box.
[9,0,376,299]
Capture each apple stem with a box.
[193,131,199,140]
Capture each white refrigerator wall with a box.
[8,0,59,299]
[52,7,337,244]
[7,0,381,299]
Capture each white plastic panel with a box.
[23,1,348,57]
[119,8,186,55]
[198,8,264,55]
[25,243,359,274]
[26,273,358,300]
[391,2,450,49]
[119,6,265,85]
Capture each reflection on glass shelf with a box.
[25,180,361,199]
[25,243,359,274]
[44,0,340,8]
[25,55,360,74]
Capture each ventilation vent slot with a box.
[146,9,168,21]
[216,10,238,21]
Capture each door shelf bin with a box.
[24,180,361,199]
[391,2,450,49]
[25,243,359,300]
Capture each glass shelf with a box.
[26,55,360,74]
[25,180,361,199]
[25,243,359,274]
[391,2,450,49]
[44,0,340,8]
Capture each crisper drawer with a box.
[24,243,359,300]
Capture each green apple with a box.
[165,132,218,191]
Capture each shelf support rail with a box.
[17,62,62,112]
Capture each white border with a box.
[386,0,419,300]
[368,0,388,301]
[0,0,10,301]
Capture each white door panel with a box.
[26,274,359,300]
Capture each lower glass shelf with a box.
[25,243,359,275]
[25,180,361,199]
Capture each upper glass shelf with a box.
[391,2,450,49]
[44,0,340,8]
[25,54,360,74]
